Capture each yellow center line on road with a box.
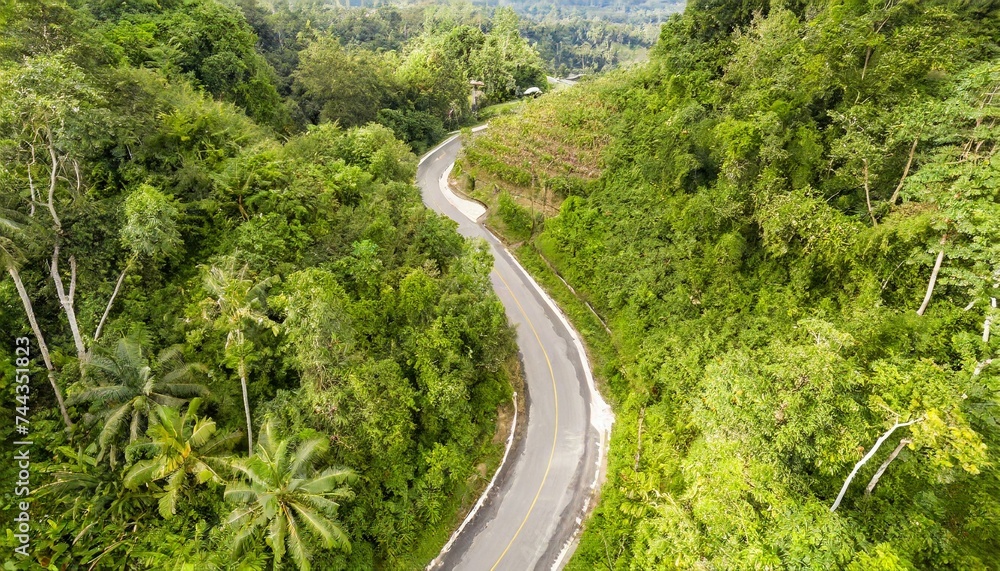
[490,268,560,571]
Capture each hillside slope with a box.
[457,1,1000,568]
[0,1,517,568]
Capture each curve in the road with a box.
[419,132,613,571]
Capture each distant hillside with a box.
[471,0,684,23]
[277,0,685,24]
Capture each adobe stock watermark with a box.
[11,336,33,558]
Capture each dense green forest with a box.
[0,0,526,569]
[240,0,551,145]
[412,0,683,23]
[256,0,661,77]
[458,0,1000,568]
[276,0,683,24]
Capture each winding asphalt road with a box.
[419,133,613,571]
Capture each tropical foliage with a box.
[0,0,518,568]
[459,0,1000,568]
[225,422,354,570]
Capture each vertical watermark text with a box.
[11,336,33,558]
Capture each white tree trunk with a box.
[831,417,922,512]
[94,260,131,342]
[8,266,73,428]
[239,359,254,455]
[45,131,61,229]
[863,159,877,227]
[917,246,946,316]
[50,244,87,363]
[984,297,996,343]
[889,138,918,205]
[974,358,993,377]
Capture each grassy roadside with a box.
[511,244,619,391]
[397,355,525,570]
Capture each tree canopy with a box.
[0,0,518,568]
[457,0,1000,568]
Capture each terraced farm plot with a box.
[456,78,622,240]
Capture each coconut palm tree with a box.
[125,399,240,518]
[201,257,276,455]
[69,337,209,456]
[38,444,155,561]
[225,421,356,570]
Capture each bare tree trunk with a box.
[917,237,947,316]
[974,359,993,377]
[8,266,73,428]
[633,406,645,472]
[50,244,87,362]
[239,359,254,455]
[865,437,911,495]
[984,297,996,343]
[831,417,922,512]
[863,159,877,227]
[42,133,87,367]
[27,143,37,217]
[889,138,918,205]
[45,132,61,229]
[94,258,133,342]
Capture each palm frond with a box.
[188,418,217,449]
[149,393,188,408]
[222,482,257,504]
[157,469,185,518]
[159,382,210,398]
[289,502,349,552]
[224,504,257,527]
[301,494,343,517]
[155,344,185,370]
[300,467,357,495]
[288,438,329,477]
[231,457,272,490]
[115,337,145,369]
[284,507,311,571]
[202,430,242,455]
[98,405,132,450]
[160,362,208,385]
[257,421,278,456]
[230,515,263,558]
[124,460,160,490]
[68,385,136,406]
[268,510,288,564]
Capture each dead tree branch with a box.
[917,235,948,316]
[889,137,918,205]
[865,437,911,496]
[94,257,134,342]
[50,242,87,362]
[831,416,922,512]
[863,159,877,227]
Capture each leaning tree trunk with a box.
[917,235,948,316]
[94,256,134,342]
[865,437,911,496]
[239,359,254,455]
[8,266,73,428]
[831,417,922,512]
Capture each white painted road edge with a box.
[486,217,614,570]
[426,392,519,570]
[440,163,486,221]
[420,127,615,570]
